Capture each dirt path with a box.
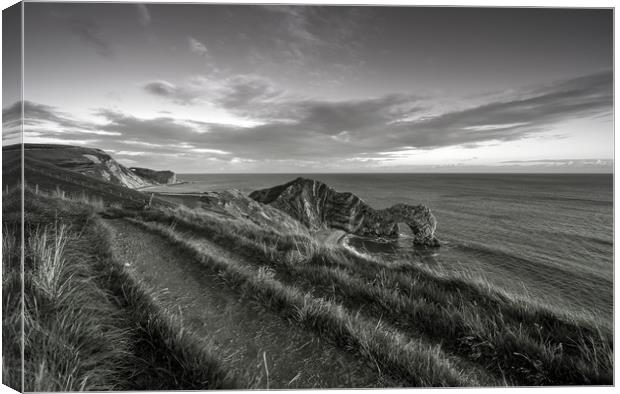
[101,218,392,389]
[172,218,500,387]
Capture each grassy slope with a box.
[124,218,474,387]
[103,218,394,389]
[3,189,237,390]
[3,172,613,388]
[3,146,172,209]
[2,189,23,391]
[115,204,613,386]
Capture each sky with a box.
[2,3,614,173]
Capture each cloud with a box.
[142,73,421,127]
[136,4,151,27]
[216,75,282,109]
[143,80,177,97]
[263,6,322,46]
[256,6,370,73]
[384,70,613,149]
[188,37,209,57]
[141,74,285,112]
[65,17,114,58]
[2,101,23,138]
[138,70,612,161]
[294,94,421,136]
[501,159,613,166]
[3,101,120,146]
[186,37,219,73]
[10,70,613,169]
[142,80,204,105]
[5,101,104,133]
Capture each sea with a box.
[158,173,614,322]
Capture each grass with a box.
[23,222,129,391]
[126,204,613,386]
[127,217,475,387]
[2,189,23,391]
[4,190,239,390]
[5,183,613,388]
[86,218,238,390]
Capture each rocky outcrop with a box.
[198,189,310,236]
[250,177,440,247]
[130,167,177,185]
[21,144,174,189]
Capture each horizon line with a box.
[176,171,614,175]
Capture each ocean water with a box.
[164,173,614,321]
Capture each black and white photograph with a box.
[1,1,615,391]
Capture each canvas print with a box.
[2,2,614,391]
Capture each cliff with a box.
[130,167,177,185]
[20,144,171,189]
[250,177,439,247]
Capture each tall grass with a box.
[110,204,312,251]
[130,206,613,386]
[30,184,106,212]
[2,223,23,392]
[87,218,239,390]
[12,192,239,390]
[128,218,477,387]
[22,223,130,391]
[10,188,613,388]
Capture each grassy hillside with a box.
[2,188,22,391]
[3,158,613,387]
[3,145,172,209]
[3,189,237,390]
[4,144,156,189]
[110,204,613,386]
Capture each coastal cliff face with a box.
[250,177,440,247]
[130,167,177,185]
[21,144,174,189]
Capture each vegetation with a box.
[3,189,22,392]
[3,183,613,388]
[3,189,237,390]
[126,217,474,387]
[120,204,613,386]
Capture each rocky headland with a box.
[250,177,440,247]
[130,167,177,185]
[19,144,176,189]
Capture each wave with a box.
[341,235,377,260]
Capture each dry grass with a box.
[6,187,613,388]
[4,191,239,390]
[2,217,23,391]
[130,204,613,386]
[129,218,479,387]
[22,222,130,391]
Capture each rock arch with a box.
[381,204,439,247]
[250,177,440,247]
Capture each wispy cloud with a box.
[65,17,114,58]
[8,70,613,169]
[188,36,209,57]
[142,80,204,105]
[5,101,119,136]
[141,74,284,111]
[258,6,370,72]
[501,159,613,166]
[136,4,151,27]
[383,70,612,149]
[263,6,322,46]
[142,73,420,125]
